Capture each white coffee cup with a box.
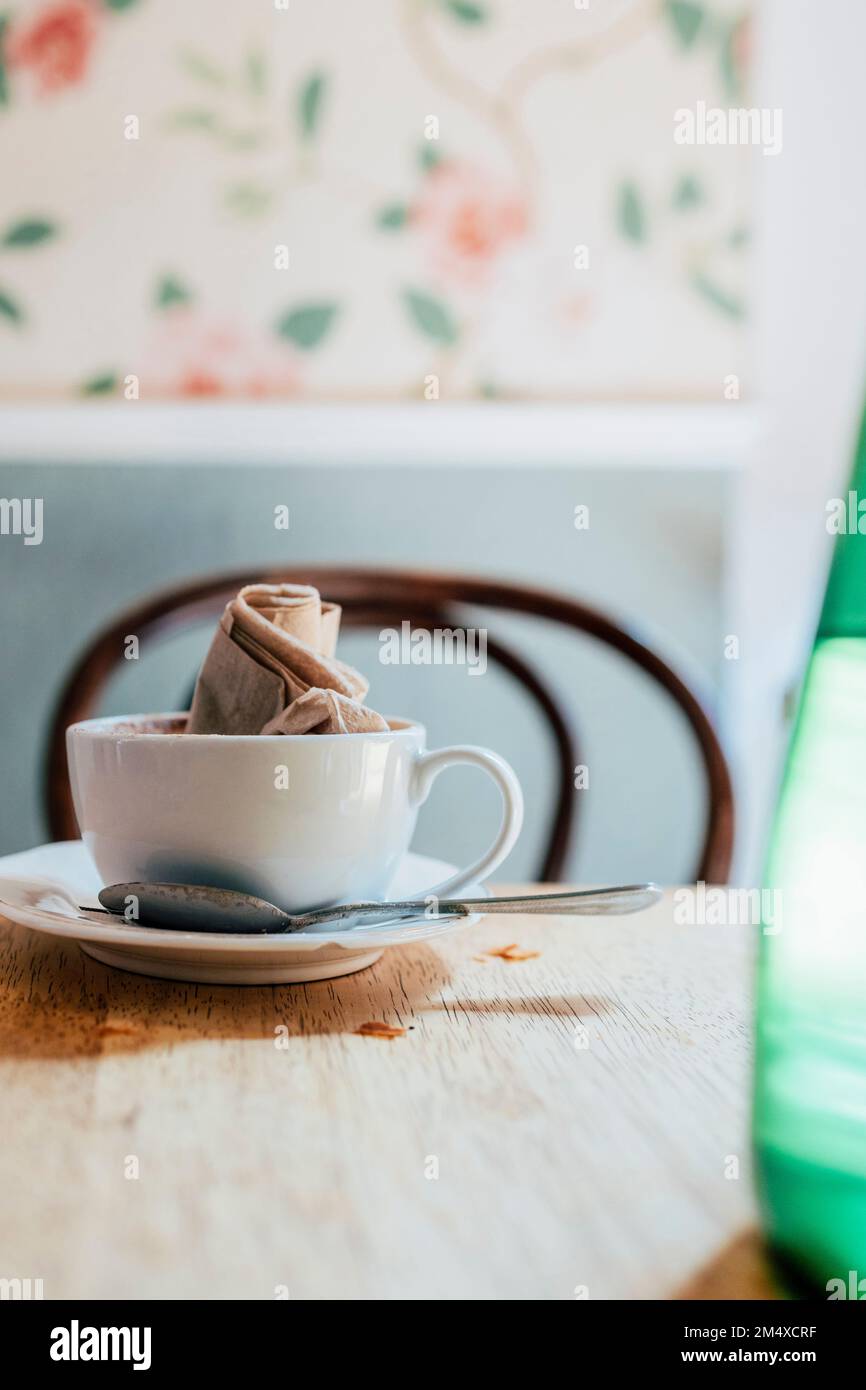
[66,713,524,912]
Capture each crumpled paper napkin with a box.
[186,583,389,735]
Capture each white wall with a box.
[730,0,866,880]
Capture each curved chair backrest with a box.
[44,567,735,883]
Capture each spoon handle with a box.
[439,884,662,916]
[297,883,662,928]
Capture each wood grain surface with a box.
[0,888,764,1300]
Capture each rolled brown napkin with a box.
[187,583,389,735]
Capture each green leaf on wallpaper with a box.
[402,288,458,346]
[378,203,409,230]
[441,0,488,24]
[245,50,266,99]
[164,108,220,134]
[225,182,273,217]
[719,19,745,99]
[81,372,119,395]
[298,71,327,141]
[690,270,745,320]
[2,218,58,248]
[219,127,265,152]
[155,275,192,309]
[0,17,9,108]
[104,0,141,10]
[672,174,702,210]
[665,0,705,49]
[728,225,749,250]
[418,143,444,173]
[178,47,229,88]
[276,303,338,350]
[0,288,21,324]
[617,182,646,243]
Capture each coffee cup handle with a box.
[409,745,524,900]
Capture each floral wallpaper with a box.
[0,0,751,401]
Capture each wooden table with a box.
[0,887,773,1300]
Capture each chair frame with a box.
[44,567,734,883]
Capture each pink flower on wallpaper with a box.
[411,162,528,289]
[142,308,303,399]
[6,0,98,95]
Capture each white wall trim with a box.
[0,403,759,468]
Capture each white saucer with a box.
[0,841,488,984]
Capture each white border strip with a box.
[0,403,759,468]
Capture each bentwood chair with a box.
[44,568,735,882]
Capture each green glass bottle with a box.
[755,404,866,1294]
